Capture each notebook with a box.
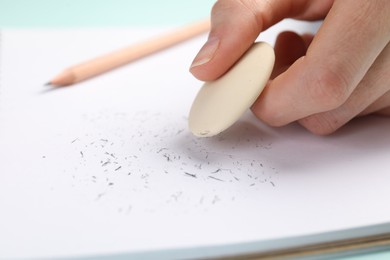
[1,20,390,259]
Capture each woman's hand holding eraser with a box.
[189,0,390,136]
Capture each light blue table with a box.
[0,0,389,259]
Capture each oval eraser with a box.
[188,42,275,137]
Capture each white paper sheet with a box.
[1,21,390,259]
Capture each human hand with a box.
[190,0,390,135]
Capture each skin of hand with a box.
[190,0,390,135]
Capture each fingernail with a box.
[190,37,220,69]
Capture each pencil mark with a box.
[95,192,106,201]
[184,172,197,178]
[208,176,224,182]
[157,148,168,153]
[106,152,116,159]
[65,111,279,214]
[176,129,184,135]
[211,168,222,174]
[212,195,220,204]
[101,160,110,167]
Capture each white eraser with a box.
[189,42,275,137]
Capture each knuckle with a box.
[211,0,229,15]
[237,0,265,25]
[307,67,351,110]
[260,112,284,127]
[212,0,263,30]
[251,104,285,127]
[299,114,341,136]
[353,0,385,23]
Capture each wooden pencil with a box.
[48,19,210,87]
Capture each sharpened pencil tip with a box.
[44,82,53,87]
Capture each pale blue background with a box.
[0,0,389,259]
[0,0,212,27]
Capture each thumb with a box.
[189,0,326,81]
[189,0,262,81]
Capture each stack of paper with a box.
[1,21,390,259]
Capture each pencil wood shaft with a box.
[50,19,210,86]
